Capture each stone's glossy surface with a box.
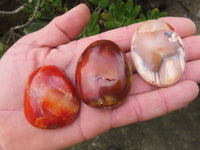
[75,40,132,108]
[24,65,80,129]
[131,20,185,87]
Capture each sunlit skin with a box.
[0,4,199,150]
[75,40,132,108]
[24,65,80,129]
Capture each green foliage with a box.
[23,0,65,20]
[103,0,141,29]
[102,0,167,29]
[78,0,168,38]
[77,12,100,38]
[0,45,3,58]
[90,0,114,8]
[146,8,168,19]
[22,0,66,36]
[1,31,21,46]
[24,21,49,34]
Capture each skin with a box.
[0,4,199,150]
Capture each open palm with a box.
[0,4,199,150]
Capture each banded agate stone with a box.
[131,20,185,87]
[75,40,132,108]
[24,65,80,129]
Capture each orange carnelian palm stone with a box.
[24,65,80,129]
[75,40,132,108]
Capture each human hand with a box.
[0,4,199,150]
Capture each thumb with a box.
[29,4,90,48]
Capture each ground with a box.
[64,0,200,150]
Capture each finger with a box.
[159,17,196,38]
[111,80,199,127]
[129,59,200,96]
[77,17,196,53]
[181,60,200,83]
[183,35,200,61]
[22,4,90,48]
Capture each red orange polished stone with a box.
[75,40,132,108]
[24,65,80,129]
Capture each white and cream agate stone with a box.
[131,20,185,87]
